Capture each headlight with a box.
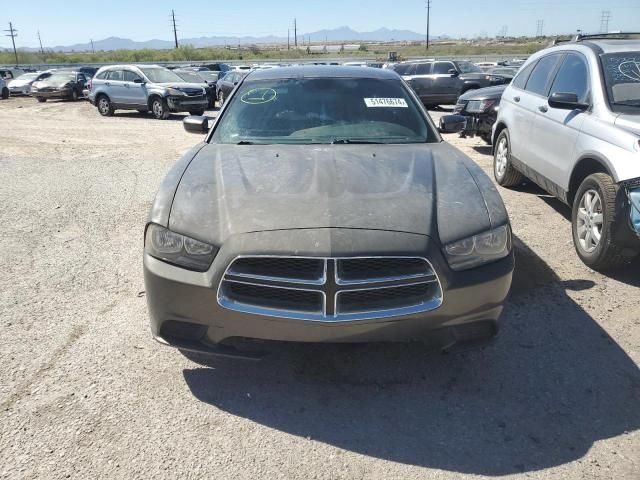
[144,224,217,271]
[444,225,511,271]
[478,99,497,112]
[166,87,185,96]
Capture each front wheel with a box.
[572,173,629,270]
[189,108,206,116]
[217,90,225,107]
[1,87,8,99]
[97,95,114,116]
[493,129,524,187]
[151,97,170,120]
[36,97,47,103]
[71,89,79,101]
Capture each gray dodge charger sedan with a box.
[143,66,514,358]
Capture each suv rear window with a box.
[391,64,414,75]
[525,54,561,96]
[433,62,455,74]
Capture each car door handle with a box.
[538,105,548,113]
[513,96,520,102]
[105,82,111,86]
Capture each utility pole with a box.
[536,19,544,38]
[287,29,290,51]
[425,0,431,50]
[171,9,179,48]
[600,11,611,33]
[90,39,95,54]
[4,22,19,66]
[37,30,44,54]
[294,18,298,47]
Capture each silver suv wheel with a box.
[576,189,603,253]
[495,137,508,178]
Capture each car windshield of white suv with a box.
[601,52,640,108]
[211,77,434,145]
[139,67,184,84]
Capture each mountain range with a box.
[16,26,441,52]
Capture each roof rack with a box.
[573,32,640,42]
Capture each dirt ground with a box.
[1,96,638,480]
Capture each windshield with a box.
[601,52,640,109]
[139,67,184,84]
[16,73,39,81]
[198,71,219,81]
[174,71,204,83]
[211,77,435,145]
[456,61,483,74]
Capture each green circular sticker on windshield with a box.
[240,88,277,104]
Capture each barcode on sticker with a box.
[364,98,408,108]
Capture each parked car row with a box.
[438,33,640,270]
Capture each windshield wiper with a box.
[236,141,256,145]
[330,138,383,144]
[612,101,640,107]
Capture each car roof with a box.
[585,39,640,53]
[246,65,400,81]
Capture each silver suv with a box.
[88,65,208,119]
[493,33,640,269]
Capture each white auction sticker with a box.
[364,98,408,108]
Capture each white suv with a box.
[492,34,640,269]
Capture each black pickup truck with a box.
[392,60,511,106]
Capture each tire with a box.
[97,95,114,116]
[36,97,47,103]
[1,87,8,99]
[571,173,629,270]
[217,90,225,107]
[71,89,79,101]
[493,129,524,187]
[189,108,206,116]
[151,97,170,120]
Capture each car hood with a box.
[165,143,507,247]
[614,113,640,136]
[8,78,33,87]
[156,82,205,91]
[34,79,70,88]
[459,85,507,102]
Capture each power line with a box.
[536,19,544,37]
[37,30,44,55]
[600,10,611,33]
[425,0,432,50]
[171,9,179,48]
[4,22,19,66]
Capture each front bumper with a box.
[166,95,208,112]
[9,86,30,95]
[33,88,72,99]
[144,228,514,352]
[460,112,497,139]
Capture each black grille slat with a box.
[229,257,324,281]
[338,283,435,314]
[223,281,323,313]
[218,256,442,321]
[337,257,430,282]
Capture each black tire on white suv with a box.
[571,173,630,270]
[493,129,524,187]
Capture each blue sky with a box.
[2,0,640,48]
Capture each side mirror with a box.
[233,81,239,86]
[183,115,209,134]
[439,114,467,134]
[448,69,460,77]
[133,78,143,84]
[548,92,589,111]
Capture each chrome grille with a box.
[218,256,443,322]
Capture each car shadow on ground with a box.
[112,111,217,122]
[182,236,640,475]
